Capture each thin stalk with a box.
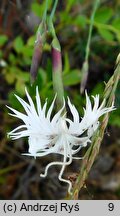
[48,0,59,37]
[67,55,120,200]
[42,0,49,22]
[50,0,58,22]
[80,0,100,93]
[85,0,100,62]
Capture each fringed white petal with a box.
[47,94,57,121]
[67,97,79,123]
[36,86,42,115]
[7,87,115,194]
[51,99,65,126]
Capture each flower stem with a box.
[85,0,100,62]
[80,0,100,93]
[67,54,120,199]
[42,0,49,22]
[50,0,58,21]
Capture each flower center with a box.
[58,118,68,134]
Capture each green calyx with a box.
[36,21,47,44]
[52,37,61,51]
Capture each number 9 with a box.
[108,203,114,211]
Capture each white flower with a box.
[7,87,115,194]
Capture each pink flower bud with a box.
[30,22,46,84]
[51,37,64,108]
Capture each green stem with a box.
[42,0,49,21]
[85,0,100,62]
[50,0,58,21]
[80,0,100,93]
[48,0,59,37]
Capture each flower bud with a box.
[52,37,62,73]
[51,37,64,109]
[30,21,46,84]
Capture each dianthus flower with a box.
[7,87,115,193]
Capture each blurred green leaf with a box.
[0,35,8,46]
[21,56,31,65]
[15,80,26,95]
[63,53,70,74]
[0,176,6,184]
[13,36,24,53]
[63,69,81,86]
[44,43,51,51]
[8,54,17,64]
[38,68,47,86]
[21,46,33,57]
[95,7,113,23]
[98,28,114,41]
[112,18,120,30]
[31,3,42,17]
[60,12,72,24]
[91,82,104,95]
[66,0,76,12]
[75,15,87,28]
[5,73,16,84]
[46,59,52,81]
[18,71,29,82]
[109,110,120,127]
[27,35,36,46]
[31,1,52,17]
[5,67,17,84]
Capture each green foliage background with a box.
[0,0,120,199]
